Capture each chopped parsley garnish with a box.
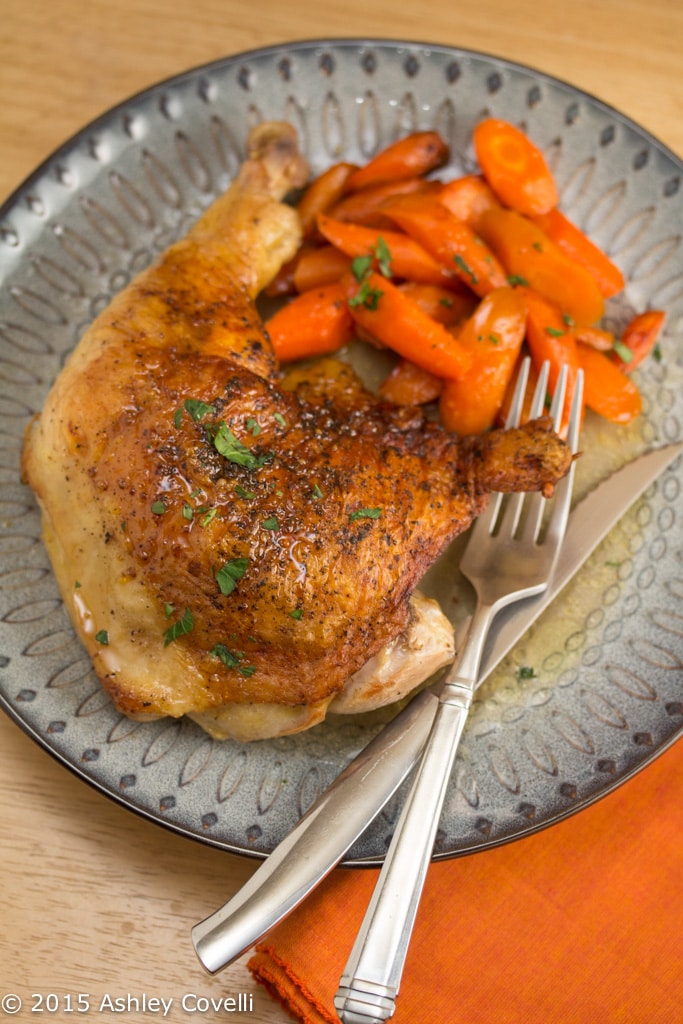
[612,338,633,363]
[211,422,272,469]
[235,484,256,500]
[273,412,287,427]
[507,274,529,287]
[200,508,219,527]
[311,483,324,500]
[95,630,109,645]
[453,254,478,285]
[350,507,383,522]
[289,608,304,620]
[545,326,565,337]
[163,607,194,647]
[151,500,167,515]
[348,278,383,310]
[261,516,279,530]
[184,398,216,422]
[182,504,194,521]
[246,417,261,436]
[517,666,537,680]
[215,557,249,596]
[210,643,256,676]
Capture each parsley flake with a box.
[545,326,565,337]
[612,338,633,363]
[454,254,478,285]
[151,500,167,515]
[163,607,194,647]
[215,557,249,596]
[184,398,215,422]
[507,274,529,287]
[517,666,537,680]
[212,422,272,469]
[350,507,382,522]
[290,608,304,620]
[210,643,256,676]
[262,516,279,530]
[95,630,109,645]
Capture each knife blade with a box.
[192,440,683,974]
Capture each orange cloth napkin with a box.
[249,736,683,1023]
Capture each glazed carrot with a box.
[328,177,440,228]
[377,359,443,405]
[611,310,665,372]
[398,282,477,327]
[574,325,615,352]
[344,131,449,192]
[317,214,457,288]
[380,193,508,297]
[343,270,472,380]
[530,208,625,298]
[577,342,642,423]
[524,288,581,434]
[473,118,558,216]
[438,286,528,434]
[293,245,352,292]
[296,162,358,240]
[266,282,354,362]
[438,174,502,232]
[264,252,299,297]
[478,208,604,326]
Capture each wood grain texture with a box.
[1,2,681,1020]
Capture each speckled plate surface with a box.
[1,39,682,864]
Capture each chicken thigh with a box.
[22,122,572,741]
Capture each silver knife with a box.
[192,440,683,975]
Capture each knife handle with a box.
[191,687,438,974]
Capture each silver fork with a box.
[334,358,584,1024]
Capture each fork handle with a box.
[334,604,494,1024]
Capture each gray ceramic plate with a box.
[1,39,682,864]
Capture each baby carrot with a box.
[377,359,444,405]
[473,118,558,216]
[380,193,508,297]
[478,208,605,326]
[437,174,502,232]
[266,282,354,362]
[344,131,449,192]
[438,286,528,435]
[317,214,457,288]
[296,162,358,240]
[293,245,352,292]
[530,207,625,298]
[611,310,665,372]
[523,287,581,435]
[577,342,642,423]
[343,270,472,380]
[398,282,477,327]
[328,177,440,228]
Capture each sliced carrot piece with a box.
[478,208,604,326]
[612,310,665,373]
[328,177,440,228]
[296,162,358,240]
[530,208,625,298]
[317,214,457,288]
[293,245,352,292]
[344,131,449,192]
[398,282,477,327]
[437,174,502,232]
[377,359,443,405]
[266,283,354,363]
[343,270,472,380]
[438,287,528,434]
[577,342,642,423]
[380,193,508,297]
[574,325,615,352]
[473,118,558,216]
[523,288,581,435]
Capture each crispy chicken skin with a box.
[22,122,572,741]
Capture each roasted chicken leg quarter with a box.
[22,122,572,742]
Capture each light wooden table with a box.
[1,2,681,1022]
